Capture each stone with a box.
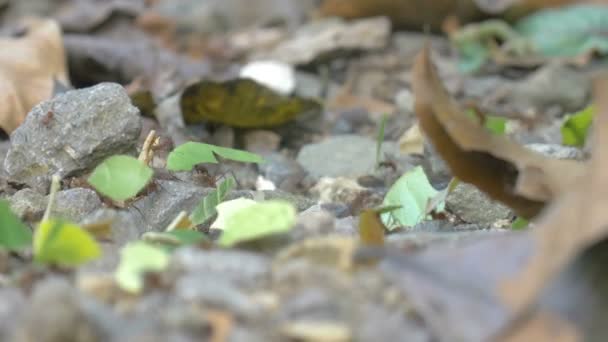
[291,206,336,241]
[0,288,25,341]
[525,143,586,161]
[297,135,397,179]
[4,83,141,192]
[13,277,120,342]
[310,177,382,214]
[257,153,306,192]
[130,180,210,232]
[422,140,452,189]
[53,188,102,223]
[169,248,271,290]
[243,130,281,153]
[79,208,143,272]
[445,182,512,224]
[9,187,101,222]
[9,188,46,221]
[262,17,391,65]
[175,274,262,318]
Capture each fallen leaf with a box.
[0,199,32,251]
[210,198,257,230]
[167,142,264,172]
[114,241,169,293]
[358,209,386,246]
[34,219,101,267]
[412,45,585,218]
[88,155,154,202]
[561,105,593,147]
[180,78,321,128]
[398,122,424,155]
[317,0,483,30]
[218,200,296,247]
[380,166,438,229]
[0,18,69,133]
[190,177,237,226]
[376,74,608,341]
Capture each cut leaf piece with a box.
[115,241,170,293]
[34,219,101,267]
[190,176,237,225]
[0,200,32,251]
[167,142,264,171]
[142,230,208,251]
[218,200,296,247]
[561,106,593,147]
[412,45,585,219]
[181,78,321,128]
[88,155,153,201]
[381,166,438,230]
[210,198,257,230]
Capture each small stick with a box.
[42,174,61,221]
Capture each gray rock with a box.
[9,187,101,222]
[259,189,315,212]
[13,277,120,342]
[291,207,336,241]
[175,274,262,318]
[53,188,102,222]
[446,182,512,224]
[258,153,306,192]
[170,248,271,290]
[243,130,281,153]
[79,208,143,272]
[130,180,210,232]
[4,83,141,192]
[9,188,46,221]
[0,288,25,341]
[422,141,452,189]
[526,143,586,160]
[297,135,398,179]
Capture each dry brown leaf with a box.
[379,73,608,341]
[499,75,608,315]
[411,45,585,218]
[398,122,424,155]
[0,18,69,134]
[317,0,484,30]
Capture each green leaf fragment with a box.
[218,200,296,247]
[189,176,236,225]
[381,166,438,230]
[34,219,101,267]
[115,241,170,293]
[0,200,32,251]
[512,217,529,230]
[88,155,153,201]
[375,113,388,168]
[561,106,593,147]
[167,142,264,171]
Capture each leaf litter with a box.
[2,2,608,341]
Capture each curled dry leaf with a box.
[411,45,585,218]
[0,18,69,133]
[379,72,608,341]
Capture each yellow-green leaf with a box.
[34,219,101,267]
[115,241,170,293]
[218,200,296,247]
[562,106,593,147]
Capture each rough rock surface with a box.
[4,83,141,192]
